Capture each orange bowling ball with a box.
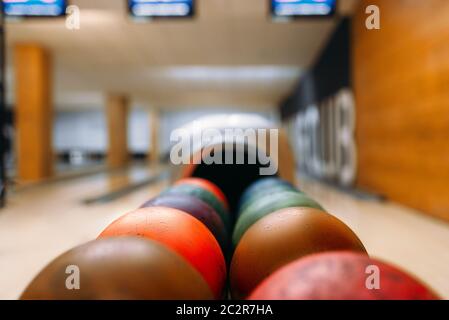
[98,207,226,299]
[175,178,230,210]
[230,207,367,299]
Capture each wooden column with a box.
[106,94,129,169]
[149,109,160,166]
[15,45,53,182]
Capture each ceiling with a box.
[5,0,359,111]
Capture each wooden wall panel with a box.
[353,0,449,221]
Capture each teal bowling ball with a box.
[238,183,300,217]
[238,177,294,210]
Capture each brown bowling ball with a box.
[20,237,213,300]
[230,207,367,299]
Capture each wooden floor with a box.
[0,168,448,300]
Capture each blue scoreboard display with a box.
[271,0,336,18]
[128,0,194,18]
[3,0,67,17]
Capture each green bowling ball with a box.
[233,191,323,246]
[238,184,300,216]
[238,178,294,210]
[164,184,231,231]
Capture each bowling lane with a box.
[298,175,449,299]
[0,165,170,299]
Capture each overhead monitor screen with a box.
[3,0,67,17]
[128,0,195,18]
[271,0,336,18]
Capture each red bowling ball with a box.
[249,251,440,300]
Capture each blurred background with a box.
[0,0,448,299]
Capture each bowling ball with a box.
[230,207,367,299]
[141,194,228,251]
[98,207,226,299]
[238,184,299,216]
[238,177,294,209]
[175,178,230,210]
[248,251,440,300]
[21,237,213,300]
[233,191,323,246]
[164,184,230,231]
